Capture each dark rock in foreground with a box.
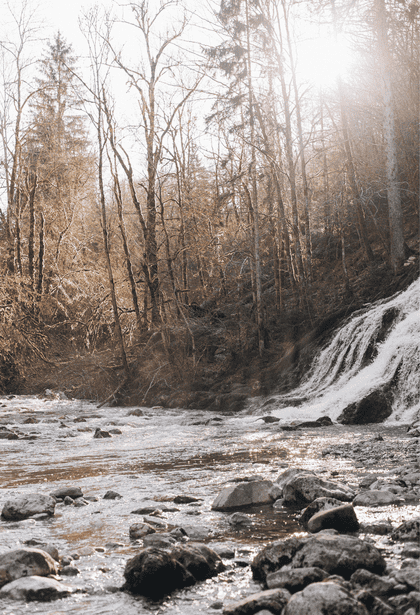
[123,543,225,598]
[252,532,386,584]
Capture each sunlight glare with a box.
[297,34,354,88]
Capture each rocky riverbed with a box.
[0,394,419,614]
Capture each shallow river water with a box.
[0,394,418,615]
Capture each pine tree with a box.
[23,32,91,287]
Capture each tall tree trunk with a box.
[375,0,405,272]
[245,0,264,357]
[37,212,44,295]
[97,106,129,376]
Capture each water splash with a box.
[267,278,420,424]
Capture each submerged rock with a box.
[0,575,73,601]
[0,548,59,588]
[212,479,274,510]
[1,494,56,521]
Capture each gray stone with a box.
[282,581,369,615]
[1,494,56,521]
[252,533,386,584]
[212,480,274,510]
[281,474,355,507]
[266,567,329,592]
[337,387,393,425]
[228,512,252,527]
[307,504,360,533]
[129,522,156,540]
[103,490,122,500]
[353,490,404,507]
[275,468,315,491]
[0,575,73,601]
[299,497,346,529]
[350,569,396,596]
[222,588,291,615]
[391,517,420,542]
[0,548,59,588]
[50,486,83,500]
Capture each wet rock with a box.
[126,408,144,416]
[60,564,80,576]
[391,517,420,542]
[275,468,316,491]
[176,524,212,541]
[0,575,73,601]
[123,544,224,598]
[23,541,59,562]
[401,543,420,559]
[0,548,59,588]
[222,588,291,615]
[266,567,330,592]
[51,486,83,500]
[281,473,355,508]
[0,427,19,439]
[282,581,369,615]
[103,490,122,500]
[361,522,393,536]
[337,387,393,425]
[129,522,156,540]
[170,544,225,581]
[64,496,74,505]
[1,493,56,521]
[93,428,111,438]
[296,416,333,428]
[252,532,386,584]
[350,569,396,596]
[108,428,122,435]
[353,490,404,506]
[299,497,344,529]
[228,512,252,527]
[143,533,175,548]
[173,495,202,504]
[307,504,360,533]
[212,480,274,510]
[392,568,420,591]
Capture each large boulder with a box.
[1,494,56,521]
[123,543,225,598]
[0,576,73,601]
[299,497,344,529]
[337,387,393,424]
[212,480,274,511]
[307,504,360,533]
[280,473,355,508]
[282,581,369,615]
[222,588,291,615]
[252,532,386,584]
[0,548,59,588]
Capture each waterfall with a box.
[268,278,420,424]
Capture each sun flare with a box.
[297,34,355,88]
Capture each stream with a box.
[1,279,419,613]
[0,394,418,614]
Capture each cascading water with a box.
[265,278,420,424]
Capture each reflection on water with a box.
[0,396,417,614]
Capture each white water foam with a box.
[263,278,420,424]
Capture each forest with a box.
[0,0,418,408]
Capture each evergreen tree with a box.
[23,32,92,288]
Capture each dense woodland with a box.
[0,0,418,406]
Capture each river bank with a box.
[0,395,419,613]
